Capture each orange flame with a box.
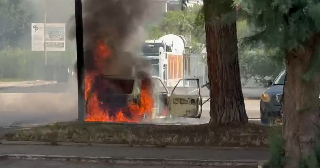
[84,40,154,123]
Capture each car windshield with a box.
[273,70,320,86]
[273,70,286,85]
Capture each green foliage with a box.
[239,0,320,56]
[238,20,284,84]
[146,5,206,53]
[265,126,320,168]
[0,48,75,80]
[239,48,285,85]
[0,47,43,80]
[203,0,236,23]
[265,126,285,168]
[0,0,32,49]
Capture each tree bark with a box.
[204,1,248,125]
[283,34,320,168]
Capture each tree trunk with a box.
[283,34,320,168]
[204,1,248,125]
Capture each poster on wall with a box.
[31,23,66,51]
[31,23,45,51]
[45,23,66,51]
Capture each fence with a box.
[183,54,208,87]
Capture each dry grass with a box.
[2,122,271,148]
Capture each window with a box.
[273,70,286,85]
[141,43,165,56]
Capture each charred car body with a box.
[85,75,203,122]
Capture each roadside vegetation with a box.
[3,122,269,148]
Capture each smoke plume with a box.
[69,0,160,78]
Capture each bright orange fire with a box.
[84,40,154,123]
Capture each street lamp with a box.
[75,0,85,121]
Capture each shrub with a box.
[239,48,284,86]
[0,47,76,81]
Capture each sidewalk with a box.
[0,80,56,88]
[0,144,268,162]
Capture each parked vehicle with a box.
[260,70,320,125]
[142,34,186,87]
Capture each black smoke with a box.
[70,0,161,120]
[69,0,158,77]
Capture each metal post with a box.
[75,0,86,121]
[44,0,47,65]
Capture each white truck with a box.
[142,34,186,87]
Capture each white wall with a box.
[150,0,168,14]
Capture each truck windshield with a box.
[142,43,163,56]
[141,42,173,56]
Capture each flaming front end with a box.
[84,41,154,123]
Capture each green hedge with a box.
[239,49,284,86]
[0,48,76,81]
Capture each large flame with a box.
[84,40,154,123]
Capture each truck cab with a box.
[141,40,171,85]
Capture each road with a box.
[0,80,266,98]
[0,144,268,168]
[0,80,263,127]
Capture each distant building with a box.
[166,0,181,11]
[150,0,168,14]
[167,0,203,11]
[150,0,203,13]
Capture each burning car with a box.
[84,75,203,123]
[85,74,154,123]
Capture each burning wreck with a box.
[70,0,204,123]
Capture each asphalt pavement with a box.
[0,144,268,168]
[0,80,264,128]
[0,145,268,161]
[0,79,266,99]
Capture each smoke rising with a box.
[69,0,161,78]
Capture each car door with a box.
[169,79,202,118]
[151,77,169,118]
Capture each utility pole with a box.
[75,0,85,121]
[44,0,47,65]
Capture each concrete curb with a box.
[244,97,261,100]
[0,154,267,167]
[0,140,269,150]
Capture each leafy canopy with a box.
[147,5,206,53]
[239,0,320,52]
[0,0,31,49]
